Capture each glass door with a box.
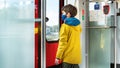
[86,1,116,68]
[0,0,35,68]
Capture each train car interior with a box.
[0,0,120,68]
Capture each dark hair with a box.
[61,4,77,17]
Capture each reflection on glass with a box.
[88,29,111,68]
[0,0,34,68]
[116,16,120,64]
[46,0,59,41]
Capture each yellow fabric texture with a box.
[56,23,82,64]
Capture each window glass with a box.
[64,0,75,5]
[46,0,59,41]
[0,0,34,68]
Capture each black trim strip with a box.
[111,63,120,68]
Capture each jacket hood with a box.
[65,17,80,26]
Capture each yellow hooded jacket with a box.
[56,17,82,64]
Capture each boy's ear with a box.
[67,12,71,17]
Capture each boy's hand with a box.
[55,58,61,65]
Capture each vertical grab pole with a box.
[85,0,89,68]
[41,0,46,68]
[114,1,117,68]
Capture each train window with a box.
[64,0,76,5]
[46,0,59,41]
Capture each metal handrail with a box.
[86,26,116,29]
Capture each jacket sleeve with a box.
[56,24,69,59]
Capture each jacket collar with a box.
[65,17,80,26]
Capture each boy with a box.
[55,4,82,68]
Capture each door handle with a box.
[35,17,49,22]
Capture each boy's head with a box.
[61,4,77,17]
